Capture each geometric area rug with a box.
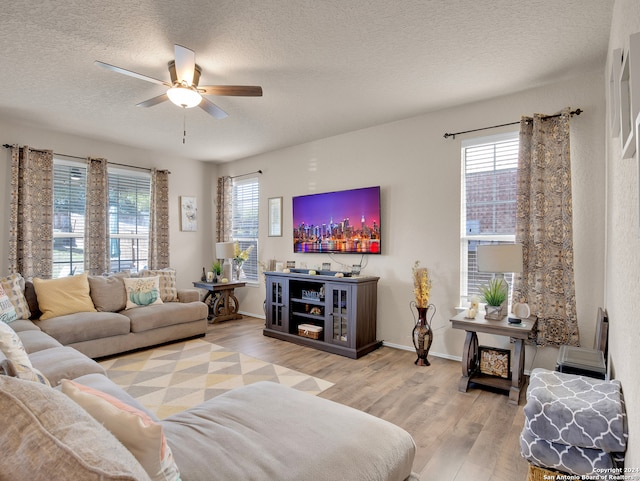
[99,338,334,419]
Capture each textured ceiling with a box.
[0,1,613,162]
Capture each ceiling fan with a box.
[95,44,262,119]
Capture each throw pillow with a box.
[0,284,18,324]
[0,321,50,386]
[32,273,97,320]
[0,273,31,320]
[0,376,152,481]
[123,277,164,310]
[88,273,129,312]
[139,269,178,302]
[62,379,181,481]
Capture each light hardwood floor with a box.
[204,317,529,481]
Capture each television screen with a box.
[293,186,381,254]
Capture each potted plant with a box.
[479,278,508,320]
[211,261,222,282]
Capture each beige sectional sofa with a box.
[0,274,419,481]
[9,270,208,359]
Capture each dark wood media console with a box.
[263,270,381,359]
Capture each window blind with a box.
[232,177,259,282]
[461,135,519,304]
[52,161,87,277]
[108,169,151,272]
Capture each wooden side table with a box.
[450,311,537,405]
[193,281,246,323]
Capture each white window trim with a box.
[232,177,260,284]
[459,131,519,307]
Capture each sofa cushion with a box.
[0,321,50,386]
[33,273,97,320]
[162,381,416,481]
[0,273,31,320]
[0,375,152,481]
[0,283,18,324]
[29,346,106,386]
[17,329,63,353]
[6,318,41,332]
[62,380,181,481]
[89,273,128,312]
[124,276,164,310]
[140,268,178,302]
[177,288,200,303]
[124,302,207,333]
[36,311,131,345]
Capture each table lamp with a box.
[216,242,235,281]
[477,243,523,319]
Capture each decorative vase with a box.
[412,305,434,366]
[234,261,244,281]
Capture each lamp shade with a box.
[216,242,235,259]
[477,244,523,273]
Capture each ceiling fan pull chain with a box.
[183,110,187,144]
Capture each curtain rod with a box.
[230,169,262,179]
[2,144,170,174]
[442,108,583,139]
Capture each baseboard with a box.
[381,341,462,362]
[239,311,265,320]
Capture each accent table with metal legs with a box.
[193,281,246,323]
[450,311,537,405]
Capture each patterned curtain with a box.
[8,145,54,278]
[149,169,170,269]
[512,108,579,347]
[84,158,110,275]
[216,176,233,242]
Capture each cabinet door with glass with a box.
[327,283,353,348]
[266,277,288,332]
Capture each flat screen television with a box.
[293,186,381,254]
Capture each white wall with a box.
[219,70,606,373]
[0,119,217,289]
[0,70,607,372]
[605,0,640,466]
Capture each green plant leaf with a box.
[479,278,507,306]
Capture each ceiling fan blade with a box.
[174,45,196,86]
[136,93,169,108]
[199,98,228,119]
[94,60,169,87]
[198,85,263,97]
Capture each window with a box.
[53,161,87,277]
[52,159,151,276]
[108,169,151,273]
[232,177,259,283]
[460,132,519,306]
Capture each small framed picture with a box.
[268,197,283,237]
[479,346,511,379]
[180,196,197,232]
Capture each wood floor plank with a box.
[204,317,529,481]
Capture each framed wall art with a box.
[620,32,640,160]
[268,197,283,237]
[180,196,197,232]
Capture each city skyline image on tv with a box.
[293,186,381,254]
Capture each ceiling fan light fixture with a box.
[167,84,202,108]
